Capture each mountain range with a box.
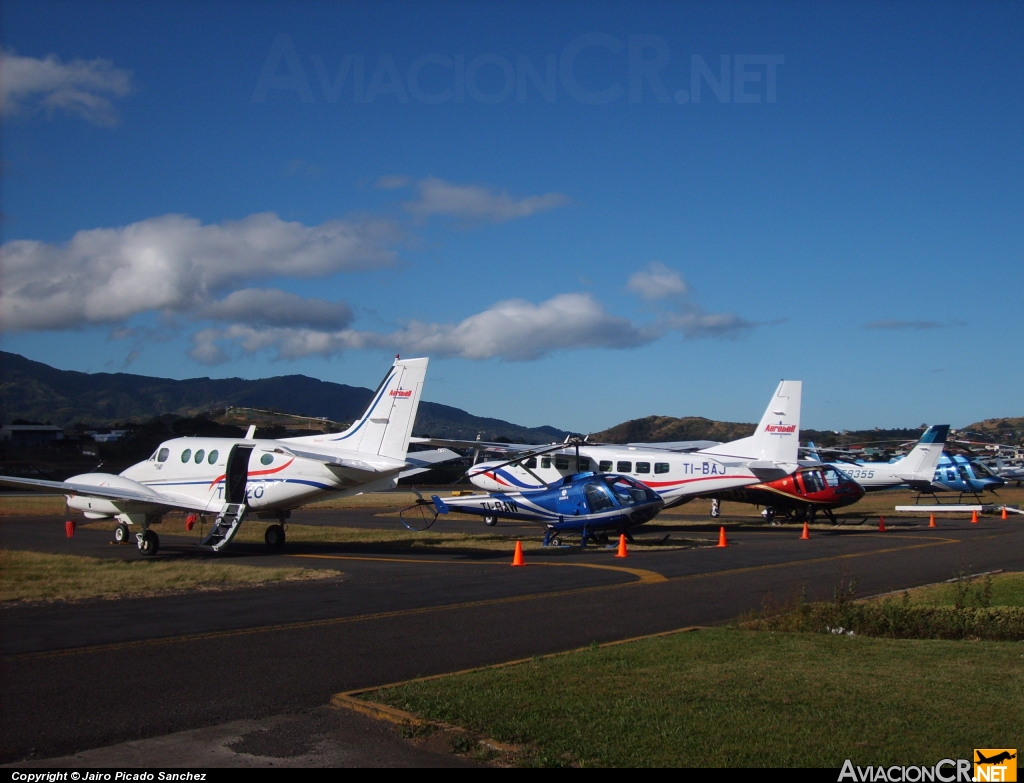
[0,352,568,442]
[1,352,1019,446]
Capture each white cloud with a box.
[0,212,399,331]
[666,309,754,339]
[190,293,656,364]
[405,177,569,222]
[204,288,354,328]
[625,263,753,339]
[0,48,133,125]
[626,262,688,300]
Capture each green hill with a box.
[0,351,568,442]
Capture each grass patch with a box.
[365,628,1024,767]
[0,495,67,517]
[905,571,1024,608]
[0,548,336,603]
[742,573,1024,641]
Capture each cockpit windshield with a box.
[824,466,855,486]
[603,475,657,506]
[584,483,616,512]
[971,461,996,479]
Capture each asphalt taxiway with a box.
[2,507,1022,765]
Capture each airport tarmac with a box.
[2,507,1023,766]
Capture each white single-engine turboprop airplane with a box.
[414,380,803,513]
[0,357,455,555]
[806,424,951,492]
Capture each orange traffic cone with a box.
[716,526,728,548]
[615,534,629,558]
[511,540,525,566]
[928,514,936,528]
[800,521,810,540]
[878,516,886,532]
[971,509,979,524]
[1002,507,1009,520]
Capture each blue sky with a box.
[2,1,1021,433]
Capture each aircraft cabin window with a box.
[946,469,956,481]
[617,461,632,473]
[181,449,192,463]
[578,457,591,471]
[599,460,613,472]
[584,483,615,512]
[654,463,670,474]
[157,448,169,462]
[635,462,651,474]
[541,457,551,469]
[194,449,205,464]
[522,457,537,469]
[208,449,219,465]
[554,456,569,470]
[261,453,274,466]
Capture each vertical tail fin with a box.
[894,424,949,481]
[699,380,802,464]
[316,357,428,459]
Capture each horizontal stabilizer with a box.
[431,495,450,515]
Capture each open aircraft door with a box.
[200,444,253,551]
[224,444,253,504]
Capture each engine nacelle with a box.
[64,472,165,518]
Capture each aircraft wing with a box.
[399,448,459,479]
[280,444,458,475]
[408,436,553,453]
[278,446,385,473]
[622,440,722,452]
[0,475,211,513]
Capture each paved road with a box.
[2,510,1021,764]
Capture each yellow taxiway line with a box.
[2,535,959,662]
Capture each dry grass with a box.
[0,548,337,604]
[0,495,68,517]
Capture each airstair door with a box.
[225,445,253,504]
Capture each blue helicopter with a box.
[430,471,664,547]
[923,453,1005,502]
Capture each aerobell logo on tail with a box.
[764,423,796,434]
[389,388,413,398]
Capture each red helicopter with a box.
[703,464,865,524]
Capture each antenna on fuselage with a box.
[245,425,256,439]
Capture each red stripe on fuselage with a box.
[208,457,296,489]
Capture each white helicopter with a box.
[0,356,455,555]
[413,380,803,515]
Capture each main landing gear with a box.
[137,530,160,556]
[483,515,498,526]
[265,524,286,549]
[710,498,721,518]
[117,512,162,556]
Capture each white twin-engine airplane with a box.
[0,357,455,556]
[415,381,803,512]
